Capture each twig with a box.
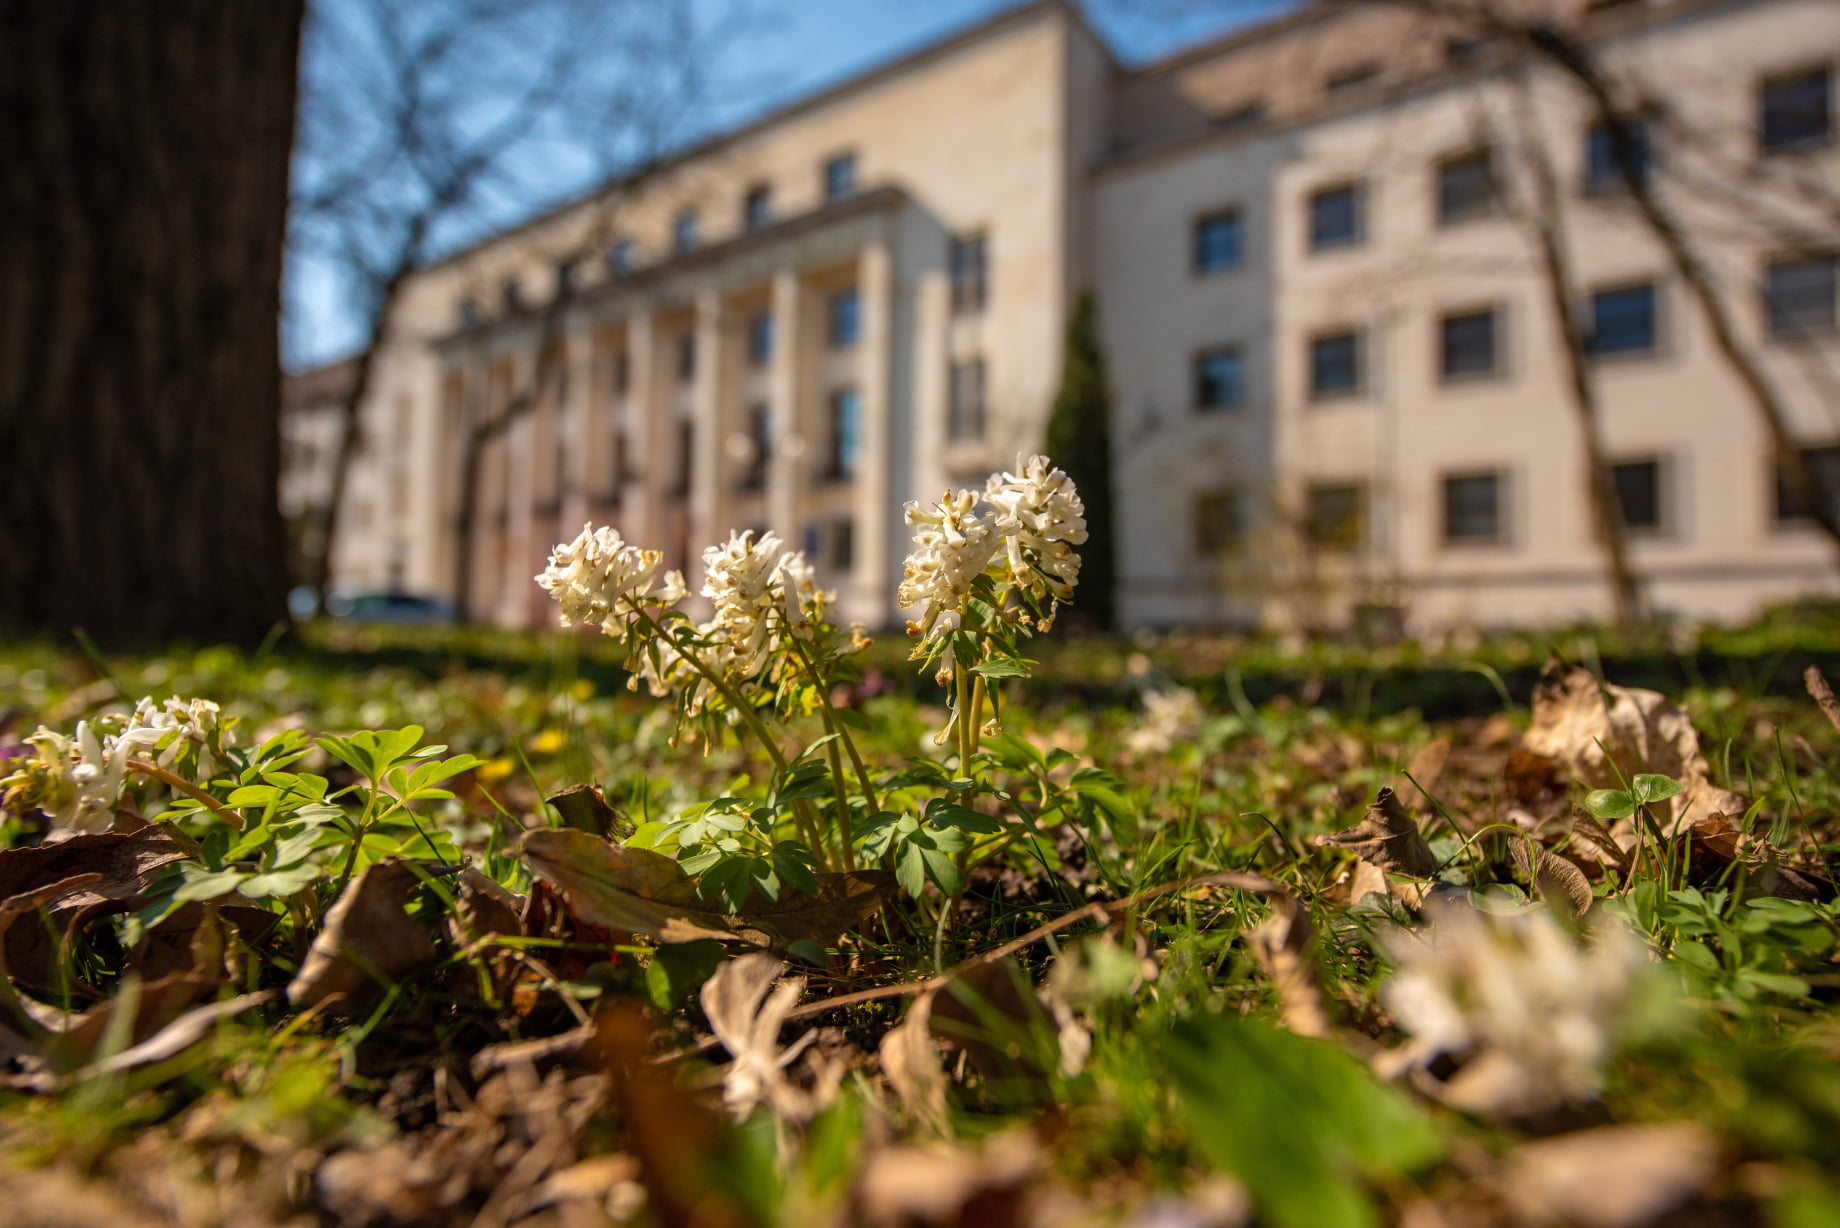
[1805,666,1840,737]
[127,758,243,828]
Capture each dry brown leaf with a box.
[1349,859,1390,906]
[451,866,522,943]
[521,829,736,944]
[849,1130,1041,1228]
[1401,738,1450,807]
[1312,787,1439,878]
[1524,658,1747,834]
[879,991,949,1132]
[929,958,1054,1085]
[546,782,635,840]
[739,870,895,947]
[1508,839,1594,917]
[1248,890,1329,1037]
[1500,1122,1717,1227]
[286,858,438,1009]
[700,953,830,1122]
[1569,809,1633,879]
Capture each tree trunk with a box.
[0,2,301,645]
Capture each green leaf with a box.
[1166,1013,1442,1228]
[646,940,729,1009]
[1584,789,1638,820]
[770,841,821,897]
[173,865,252,903]
[925,799,1003,835]
[1632,774,1685,804]
[971,656,1032,679]
[240,862,322,898]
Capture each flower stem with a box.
[789,634,881,812]
[127,758,243,829]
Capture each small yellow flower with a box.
[532,729,567,756]
[571,679,596,701]
[478,757,516,784]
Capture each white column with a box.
[626,309,664,552]
[913,268,951,506]
[500,348,538,627]
[856,234,894,625]
[560,326,595,534]
[767,268,807,551]
[690,289,727,586]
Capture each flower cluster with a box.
[1124,686,1204,757]
[124,695,229,783]
[536,524,673,632]
[1380,904,1654,1115]
[984,453,1088,601]
[897,488,999,646]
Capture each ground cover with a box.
[2,487,1839,1225]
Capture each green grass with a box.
[2,613,1840,1225]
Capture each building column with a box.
[766,267,807,553]
[913,268,951,506]
[559,325,595,535]
[855,232,894,625]
[625,308,664,553]
[499,347,538,627]
[690,288,728,587]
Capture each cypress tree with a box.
[1044,289,1117,629]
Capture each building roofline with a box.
[421,0,1102,276]
[433,184,909,350]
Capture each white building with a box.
[296,0,1840,633]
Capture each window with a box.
[501,277,524,312]
[743,185,773,231]
[748,312,774,365]
[1193,209,1243,274]
[948,358,987,440]
[1438,151,1493,224]
[673,210,698,254]
[1441,308,1499,378]
[829,387,861,480]
[828,289,860,347]
[1310,330,1362,397]
[742,404,771,491]
[1306,484,1366,549]
[672,420,694,498]
[608,239,634,274]
[1327,64,1379,95]
[1446,36,1491,65]
[950,233,988,313]
[611,428,630,486]
[1194,347,1244,410]
[611,348,630,395]
[1216,103,1264,130]
[829,517,855,570]
[1612,459,1663,531]
[823,153,857,202]
[1194,489,1244,555]
[1761,68,1832,151]
[1765,255,1837,337]
[554,260,575,297]
[1589,283,1658,356]
[1309,183,1364,250]
[1585,119,1650,191]
[458,298,480,329]
[676,332,697,381]
[1443,472,1504,543]
[1776,445,1840,523]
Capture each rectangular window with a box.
[1306,483,1366,549]
[502,277,524,312]
[1310,330,1363,397]
[1585,119,1650,192]
[1327,64,1379,95]
[829,387,861,480]
[830,517,855,570]
[1438,151,1494,224]
[742,404,771,491]
[459,298,480,329]
[1193,209,1243,274]
[948,358,987,440]
[748,312,774,365]
[1761,67,1832,151]
[1194,346,1244,411]
[1194,489,1244,555]
[608,239,634,274]
[950,233,988,314]
[611,428,629,486]
[1612,459,1663,531]
[1441,308,1499,378]
[1775,444,1840,523]
[1589,283,1658,356]
[1446,36,1490,65]
[611,348,630,396]
[823,153,857,202]
[1765,255,1838,337]
[554,260,575,298]
[676,332,697,381]
[743,185,772,231]
[1309,183,1364,250]
[828,289,860,347]
[672,420,693,498]
[673,210,698,254]
[1443,472,1504,543]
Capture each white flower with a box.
[897,488,999,644]
[1124,686,1204,756]
[27,721,156,841]
[985,454,1087,601]
[1379,904,1652,1115]
[702,530,785,676]
[124,695,228,782]
[775,549,832,633]
[536,523,664,631]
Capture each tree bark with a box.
[0,2,301,644]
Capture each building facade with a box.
[297,0,1840,633]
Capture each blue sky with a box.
[285,0,1290,368]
